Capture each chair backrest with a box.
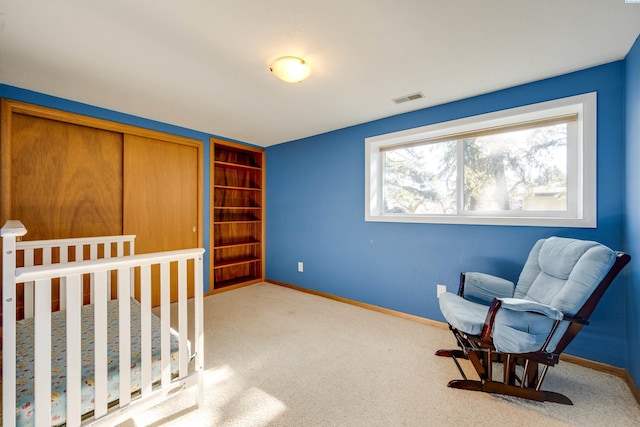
[514,237,618,317]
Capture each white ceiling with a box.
[1,1,640,147]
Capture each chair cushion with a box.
[514,239,545,298]
[551,243,617,316]
[440,292,570,353]
[492,309,569,353]
[438,292,489,336]
[517,237,617,315]
[523,271,567,306]
[463,272,515,305]
[538,237,599,279]
[497,298,564,320]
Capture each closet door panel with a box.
[123,134,198,304]
[5,113,123,315]
[10,113,123,239]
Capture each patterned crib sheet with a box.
[15,298,185,427]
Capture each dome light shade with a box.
[270,56,311,83]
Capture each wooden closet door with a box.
[123,135,199,304]
[8,113,123,239]
[2,113,123,316]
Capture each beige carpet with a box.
[112,282,640,427]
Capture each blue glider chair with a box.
[436,237,630,404]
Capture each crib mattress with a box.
[15,298,184,427]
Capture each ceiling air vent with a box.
[392,92,425,104]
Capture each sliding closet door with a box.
[1,112,123,316]
[1,99,203,317]
[8,113,123,239]
[123,134,199,304]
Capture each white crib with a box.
[2,220,205,426]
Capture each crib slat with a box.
[23,247,34,266]
[178,259,188,377]
[118,267,132,406]
[23,248,35,318]
[130,268,136,299]
[104,244,113,300]
[140,264,153,396]
[59,276,68,310]
[59,246,68,310]
[66,274,83,426]
[34,278,52,427]
[23,282,34,317]
[94,270,109,418]
[90,243,98,304]
[60,246,69,263]
[43,246,52,265]
[160,261,171,388]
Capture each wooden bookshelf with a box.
[211,138,265,291]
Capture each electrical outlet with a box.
[298,261,304,272]
[437,284,447,298]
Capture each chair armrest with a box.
[481,298,564,342]
[461,272,515,305]
[481,298,504,340]
[562,314,589,325]
[498,298,564,321]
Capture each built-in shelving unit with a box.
[211,138,265,290]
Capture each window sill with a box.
[365,213,596,228]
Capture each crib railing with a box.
[17,232,136,318]
[2,221,205,427]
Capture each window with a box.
[365,93,597,227]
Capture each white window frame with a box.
[365,92,597,227]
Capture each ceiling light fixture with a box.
[270,56,311,83]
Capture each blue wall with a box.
[0,85,223,291]
[625,35,640,385]
[1,54,635,371]
[266,62,629,367]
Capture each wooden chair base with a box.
[447,379,573,405]
[436,347,573,405]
